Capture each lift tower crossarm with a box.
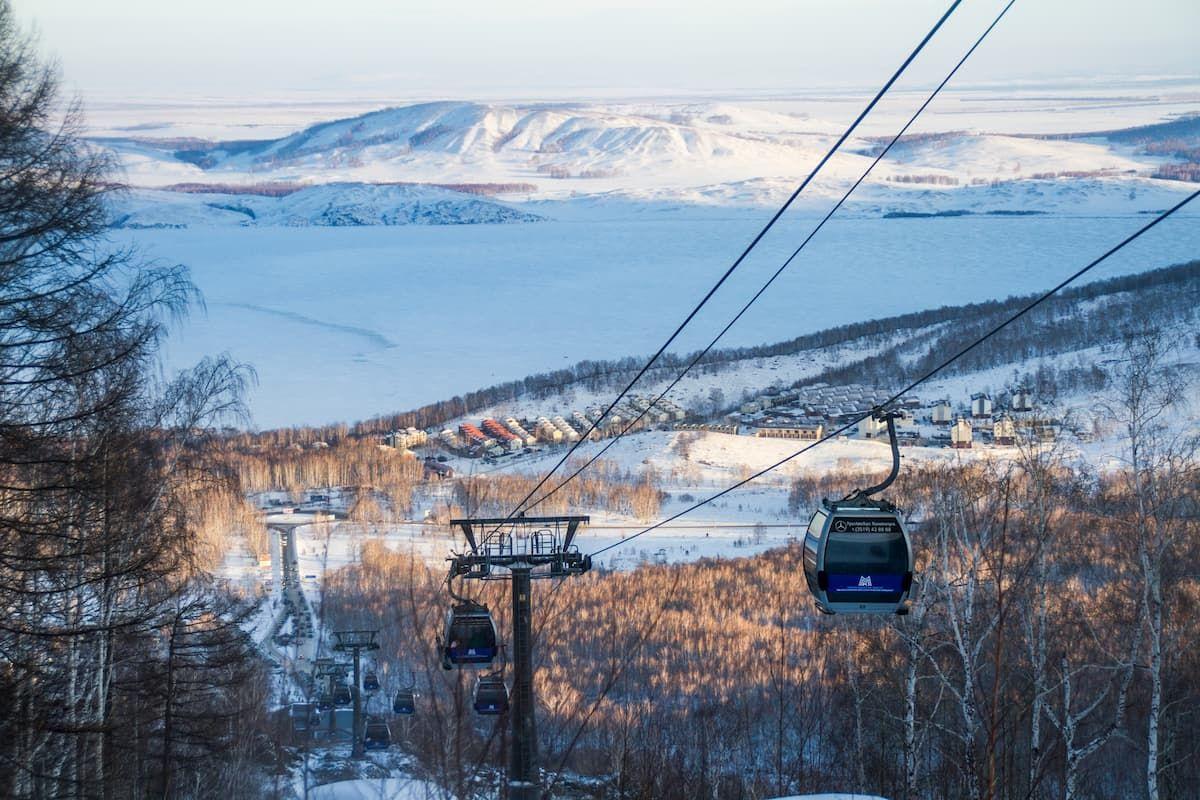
[449,515,592,581]
[452,515,590,553]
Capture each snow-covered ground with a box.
[305,778,441,800]
[297,779,885,799]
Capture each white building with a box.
[861,415,888,439]
[439,429,461,449]
[504,418,537,447]
[755,418,824,440]
[994,416,1017,446]
[552,415,581,442]
[571,411,598,439]
[970,393,993,419]
[951,417,973,449]
[933,401,953,426]
[535,417,562,443]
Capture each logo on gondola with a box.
[858,575,873,587]
[833,520,849,532]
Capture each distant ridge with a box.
[154,180,538,197]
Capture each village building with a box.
[993,416,1017,446]
[755,417,825,440]
[951,417,973,449]
[971,392,993,419]
[1011,386,1035,412]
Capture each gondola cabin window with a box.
[803,509,827,596]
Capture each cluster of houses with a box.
[674,422,740,435]
[383,427,428,449]
[378,380,1053,465]
[735,382,1050,449]
[737,383,921,442]
[931,388,1052,449]
[382,395,690,460]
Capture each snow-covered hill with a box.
[112,101,849,189]
[110,182,542,229]
[97,99,1199,218]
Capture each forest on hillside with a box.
[319,336,1199,799]
[344,261,1198,441]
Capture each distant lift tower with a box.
[332,629,380,759]
[448,515,591,800]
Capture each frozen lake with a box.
[131,206,1200,428]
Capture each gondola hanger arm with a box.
[843,405,902,503]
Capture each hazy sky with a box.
[16,0,1200,99]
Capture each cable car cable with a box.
[587,185,1200,558]
[491,0,966,531]
[521,0,1017,514]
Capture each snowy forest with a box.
[0,6,267,795]
[350,263,1199,439]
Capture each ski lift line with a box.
[588,186,1200,558]
[493,0,967,532]
[522,0,1017,514]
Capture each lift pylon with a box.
[332,629,380,758]
[447,514,591,800]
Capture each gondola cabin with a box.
[363,718,391,751]
[473,674,509,715]
[393,688,415,715]
[803,499,914,614]
[290,703,317,732]
[316,693,334,711]
[442,601,498,668]
[332,685,353,707]
[362,670,380,692]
